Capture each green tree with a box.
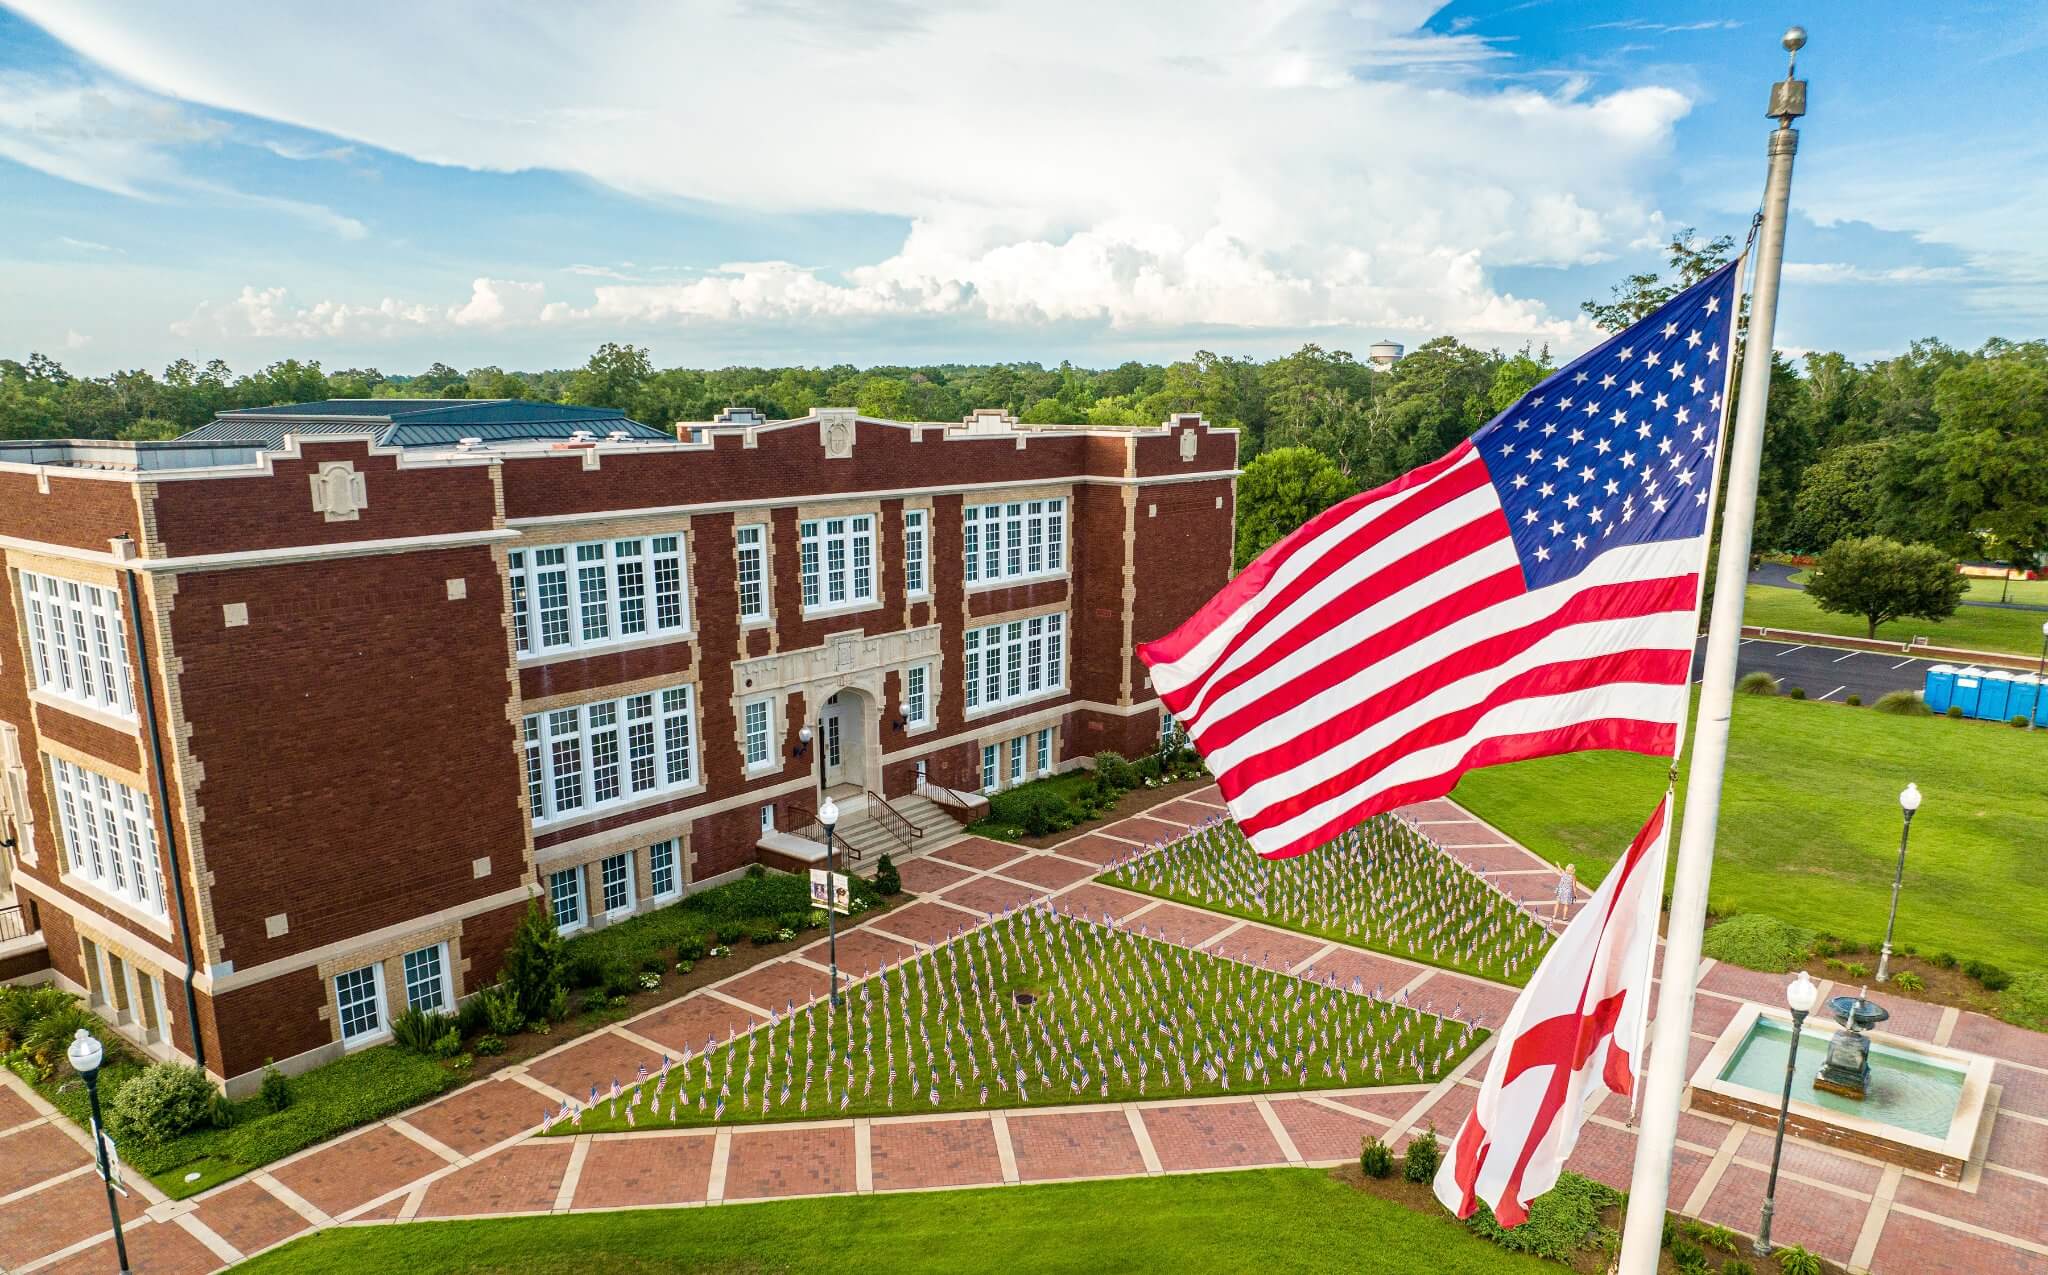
[1803,536,1970,638]
[567,343,652,412]
[1787,441,1890,551]
[500,902,566,1025]
[1233,446,1357,569]
[1581,228,1736,333]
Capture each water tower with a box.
[1367,340,1404,369]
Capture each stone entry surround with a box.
[1,790,2044,1273]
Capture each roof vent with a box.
[455,436,484,451]
[569,429,596,442]
[606,430,632,442]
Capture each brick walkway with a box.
[3,787,2043,1272]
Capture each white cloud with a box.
[1782,262,1967,286]
[63,328,91,349]
[23,0,1701,349]
[56,235,120,253]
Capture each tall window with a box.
[735,524,767,621]
[19,571,133,718]
[524,685,696,825]
[335,965,385,1043]
[600,851,635,915]
[508,535,687,656]
[743,698,773,771]
[961,499,1065,585]
[963,613,1066,712]
[403,943,449,1013]
[649,838,680,899]
[904,664,929,727]
[47,756,163,917]
[798,515,876,611]
[549,867,585,932]
[1036,728,1052,775]
[1009,735,1025,782]
[903,509,928,597]
[981,743,999,795]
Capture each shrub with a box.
[1933,951,1958,969]
[391,1007,456,1055]
[1963,959,2012,992]
[1723,1260,1755,1275]
[989,785,1079,837]
[1402,1126,1441,1183]
[475,981,524,1036]
[20,1004,109,1081]
[674,935,708,963]
[108,1062,220,1148]
[1688,1221,1740,1253]
[1703,914,1816,973]
[1787,685,1808,699]
[600,960,639,998]
[1891,970,1925,991]
[2015,714,2031,728]
[1737,671,1780,695]
[474,1033,507,1056]
[0,984,77,1052]
[874,853,901,897]
[1873,690,1932,716]
[564,950,606,989]
[1093,751,1139,790]
[1946,704,1964,718]
[1134,753,1164,783]
[1359,1135,1393,1178]
[455,992,492,1036]
[1460,1172,1620,1261]
[1669,1238,1707,1274]
[502,902,567,1027]
[746,919,778,945]
[1777,1245,1824,1275]
[545,985,570,1024]
[1998,969,2048,1030]
[259,1062,293,1113]
[1844,961,1869,978]
[1844,693,1862,706]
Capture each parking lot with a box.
[1690,635,1949,702]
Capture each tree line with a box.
[5,231,2040,577]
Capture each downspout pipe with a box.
[121,563,207,1071]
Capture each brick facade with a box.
[0,412,1235,1091]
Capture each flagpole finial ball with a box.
[1782,26,1806,53]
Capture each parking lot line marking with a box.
[1834,650,1860,662]
[1891,658,1918,669]
[1774,645,1806,657]
[1817,685,1846,701]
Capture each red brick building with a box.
[0,400,1236,1092]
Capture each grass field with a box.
[1102,817,1552,985]
[548,907,1479,1135]
[1961,575,2048,606]
[1745,583,2048,657]
[239,1167,1553,1275]
[1452,690,2048,972]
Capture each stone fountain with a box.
[1813,986,1889,1100]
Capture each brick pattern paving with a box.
[4,796,2045,1275]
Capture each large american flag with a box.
[1142,260,1742,860]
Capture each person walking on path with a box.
[1552,864,1578,919]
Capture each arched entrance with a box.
[816,685,878,801]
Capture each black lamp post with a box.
[819,796,842,1007]
[67,1028,130,1274]
[1756,971,1820,1257]
[1876,782,1921,984]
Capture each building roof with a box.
[179,399,673,449]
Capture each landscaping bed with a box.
[967,765,1216,847]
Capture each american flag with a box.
[1143,260,1740,860]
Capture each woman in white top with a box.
[1552,864,1578,918]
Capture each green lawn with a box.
[1452,691,2048,973]
[1102,817,1552,985]
[1744,583,2048,657]
[240,1167,1553,1275]
[1961,574,2048,606]
[549,909,1476,1135]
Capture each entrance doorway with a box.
[821,691,863,790]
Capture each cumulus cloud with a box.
[1782,262,1967,286]
[24,0,1700,349]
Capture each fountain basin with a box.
[1686,1002,1993,1180]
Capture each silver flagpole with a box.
[1617,27,1807,1274]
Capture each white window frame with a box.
[904,663,930,728]
[19,570,134,719]
[1009,735,1025,783]
[549,866,586,933]
[335,963,388,1046]
[1036,727,1052,775]
[508,534,689,658]
[962,612,1066,713]
[961,498,1065,586]
[524,685,697,826]
[600,850,636,917]
[743,697,775,773]
[981,743,1000,795]
[735,524,768,623]
[47,756,165,919]
[759,804,776,833]
[649,838,680,900]
[798,515,877,614]
[402,942,451,1014]
[903,508,928,598]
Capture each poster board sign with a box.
[808,868,852,915]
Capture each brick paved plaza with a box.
[1,786,2043,1272]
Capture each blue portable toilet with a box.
[1977,669,2014,721]
[2008,674,2040,726]
[1923,665,1958,714]
[1952,667,1985,718]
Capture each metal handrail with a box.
[863,790,921,858]
[0,904,28,943]
[919,776,981,810]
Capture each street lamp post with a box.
[1756,971,1820,1257]
[1876,782,1921,984]
[67,1028,130,1275]
[819,796,842,1007]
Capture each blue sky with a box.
[1,1,2041,377]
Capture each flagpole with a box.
[1616,27,1807,1275]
